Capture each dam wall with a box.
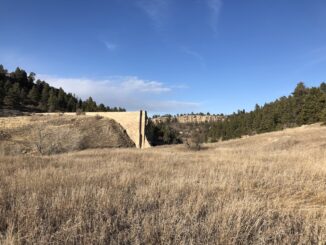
[41,110,150,149]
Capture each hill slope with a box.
[0,115,135,155]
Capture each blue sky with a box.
[1,0,326,114]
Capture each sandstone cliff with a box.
[151,115,225,124]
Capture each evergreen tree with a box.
[40,84,50,111]
[320,108,326,124]
[48,89,58,112]
[77,99,83,111]
[0,80,4,107]
[27,85,41,105]
[57,88,67,110]
[98,103,106,111]
[4,83,21,108]
[301,88,324,124]
[28,72,36,85]
[0,65,7,81]
[293,82,308,125]
[20,88,28,105]
[84,97,97,112]
[320,82,326,94]
[11,67,29,88]
[67,96,77,112]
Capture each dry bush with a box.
[0,124,326,244]
[95,114,103,120]
[0,131,11,140]
[31,125,83,155]
[0,142,26,156]
[76,109,85,115]
[184,130,205,151]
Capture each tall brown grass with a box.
[0,124,326,244]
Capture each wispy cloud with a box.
[300,46,326,69]
[145,100,200,112]
[137,0,169,28]
[206,0,223,33]
[118,76,170,93]
[37,74,198,113]
[104,41,118,51]
[138,0,222,34]
[182,47,206,69]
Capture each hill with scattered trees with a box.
[207,82,326,141]
[0,65,125,113]
[148,82,326,145]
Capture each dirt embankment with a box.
[0,115,135,155]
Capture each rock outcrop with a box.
[152,115,225,124]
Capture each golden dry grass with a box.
[0,123,326,244]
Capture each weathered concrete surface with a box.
[84,111,150,149]
[41,111,150,149]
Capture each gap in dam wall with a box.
[40,111,150,149]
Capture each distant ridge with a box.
[151,114,225,124]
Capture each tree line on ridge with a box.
[0,65,125,113]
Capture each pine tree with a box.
[320,82,326,94]
[76,99,83,111]
[3,83,21,108]
[320,108,326,124]
[84,97,97,112]
[40,84,50,111]
[98,103,106,111]
[0,80,4,107]
[67,96,77,112]
[293,82,308,125]
[20,89,28,105]
[301,88,324,123]
[11,67,29,88]
[28,85,40,105]
[28,72,36,87]
[48,90,58,112]
[0,65,7,81]
[57,88,67,110]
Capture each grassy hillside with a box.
[0,124,326,244]
[0,115,135,155]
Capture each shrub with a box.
[184,130,204,151]
[95,114,103,120]
[32,126,83,155]
[146,121,182,146]
[76,109,85,115]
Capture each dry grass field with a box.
[0,122,326,244]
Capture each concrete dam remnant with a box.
[41,110,150,149]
